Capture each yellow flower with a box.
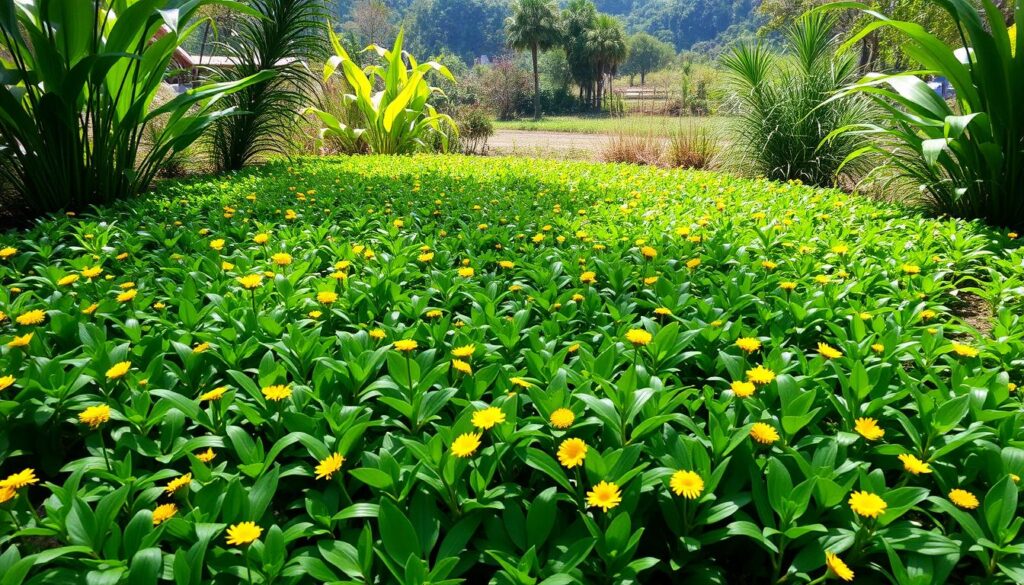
[315,453,345,480]
[458,267,474,278]
[818,342,843,360]
[238,274,263,289]
[731,380,756,398]
[209,239,225,251]
[0,375,14,392]
[393,339,418,352]
[0,468,39,490]
[418,252,435,263]
[831,244,849,255]
[854,417,884,441]
[197,448,216,463]
[152,503,178,526]
[443,358,470,376]
[654,307,672,316]
[253,233,270,245]
[82,266,103,279]
[221,261,235,271]
[452,344,476,358]
[550,408,575,429]
[165,473,192,495]
[317,291,338,305]
[919,309,937,321]
[640,246,657,259]
[425,309,443,319]
[898,453,932,475]
[750,422,779,444]
[949,488,979,509]
[509,377,531,390]
[0,247,17,259]
[849,491,887,518]
[7,333,33,348]
[780,281,797,292]
[226,522,262,546]
[686,258,701,270]
[262,384,291,402]
[670,470,704,499]
[736,337,761,353]
[15,310,46,326]
[499,260,515,269]
[825,551,854,582]
[271,252,292,266]
[746,365,776,385]
[761,260,778,270]
[586,481,622,512]
[117,289,137,303]
[451,432,482,458]
[79,404,111,429]
[581,271,597,284]
[952,343,979,358]
[901,264,921,275]
[199,386,227,401]
[625,329,652,346]
[472,407,506,430]
[58,274,79,286]
[106,361,131,380]
[871,343,885,353]
[557,438,587,468]
[369,328,386,340]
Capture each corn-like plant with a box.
[307,28,458,155]
[721,12,875,187]
[0,0,273,215]
[826,0,1024,228]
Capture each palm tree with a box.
[586,14,626,111]
[562,0,598,109]
[505,0,561,120]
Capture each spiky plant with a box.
[722,12,875,187]
[209,0,328,172]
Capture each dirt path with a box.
[487,130,612,160]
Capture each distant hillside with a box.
[331,0,761,62]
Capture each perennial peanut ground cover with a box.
[1,155,1023,584]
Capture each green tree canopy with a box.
[622,32,675,84]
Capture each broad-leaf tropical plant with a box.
[0,0,274,215]
[308,28,457,155]
[824,0,1024,228]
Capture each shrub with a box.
[478,58,534,120]
[827,0,1024,228]
[308,29,458,154]
[666,123,720,169]
[456,107,495,155]
[721,13,875,187]
[600,132,664,165]
[0,0,271,216]
[208,0,328,172]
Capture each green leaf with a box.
[378,498,421,566]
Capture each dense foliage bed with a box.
[1,155,1023,584]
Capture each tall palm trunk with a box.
[531,43,541,120]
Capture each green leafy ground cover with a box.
[1,155,1023,584]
